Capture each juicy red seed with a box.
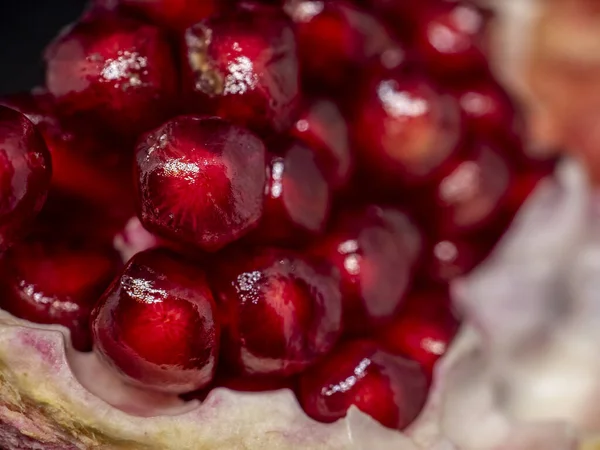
[0,89,59,130]
[253,141,331,244]
[429,141,513,236]
[91,248,219,394]
[135,115,267,252]
[310,205,422,333]
[291,99,353,190]
[212,247,342,377]
[44,12,178,137]
[415,1,491,74]
[424,234,494,282]
[0,236,120,351]
[365,0,437,41]
[453,78,523,142]
[182,5,299,134]
[118,0,218,30]
[286,1,403,89]
[297,340,428,429]
[379,288,459,379]
[352,72,463,186]
[0,106,52,251]
[2,91,136,215]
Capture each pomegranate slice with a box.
[134,115,267,252]
[310,205,422,333]
[0,106,52,251]
[297,340,428,429]
[91,249,219,394]
[212,247,342,377]
[45,11,178,137]
[0,236,120,351]
[182,4,299,134]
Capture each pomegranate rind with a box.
[0,313,418,449]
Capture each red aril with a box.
[453,77,523,143]
[285,0,404,91]
[182,4,299,134]
[45,12,178,137]
[0,106,52,251]
[414,0,492,75]
[253,141,331,244]
[0,91,135,215]
[0,235,120,351]
[352,71,463,187]
[212,247,342,377]
[429,140,513,236]
[378,288,459,380]
[91,249,219,394]
[310,205,422,333]
[118,0,218,30]
[291,99,353,190]
[424,234,495,283]
[134,115,267,252]
[297,340,428,429]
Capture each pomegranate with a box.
[378,288,459,380]
[351,71,463,187]
[134,115,267,252]
[285,0,403,91]
[254,140,331,244]
[291,99,353,190]
[182,4,299,134]
[0,106,52,251]
[0,235,120,351]
[0,0,561,447]
[297,340,428,429]
[310,205,422,334]
[44,11,178,137]
[91,249,219,393]
[212,247,342,377]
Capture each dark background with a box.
[0,1,87,95]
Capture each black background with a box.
[0,1,87,95]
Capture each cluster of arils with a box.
[0,0,554,431]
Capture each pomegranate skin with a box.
[182,4,300,135]
[134,115,267,252]
[297,340,428,430]
[212,247,342,377]
[0,106,52,251]
[351,71,464,187]
[378,288,459,380]
[44,12,178,137]
[91,249,219,394]
[0,236,120,351]
[310,205,422,334]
